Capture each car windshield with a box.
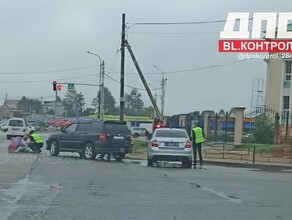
[8,120,24,127]
[155,130,188,138]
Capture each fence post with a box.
[286,111,289,144]
[289,145,292,164]
[253,145,256,164]
[215,113,218,142]
[223,111,228,159]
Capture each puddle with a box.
[200,187,242,204]
[0,176,61,220]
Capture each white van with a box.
[6,117,28,140]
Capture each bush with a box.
[132,139,148,149]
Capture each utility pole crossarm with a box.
[125,40,163,121]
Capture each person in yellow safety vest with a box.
[191,123,205,169]
[28,130,44,153]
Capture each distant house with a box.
[0,96,21,119]
[43,96,65,116]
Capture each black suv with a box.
[46,120,133,161]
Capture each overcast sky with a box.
[0,0,289,115]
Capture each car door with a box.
[58,123,78,150]
[73,123,92,150]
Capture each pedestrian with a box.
[28,130,44,153]
[191,123,205,169]
[16,133,33,153]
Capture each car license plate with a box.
[114,136,124,140]
[164,142,179,147]
[12,128,20,131]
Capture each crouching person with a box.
[28,130,44,153]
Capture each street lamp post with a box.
[87,51,104,119]
[153,65,167,118]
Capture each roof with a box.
[3,99,19,110]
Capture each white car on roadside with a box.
[147,128,193,168]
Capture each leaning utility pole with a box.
[120,13,126,121]
[125,40,163,121]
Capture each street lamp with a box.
[148,83,159,118]
[153,65,167,118]
[87,51,104,119]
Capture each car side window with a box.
[64,123,78,133]
[76,123,90,131]
[91,122,102,132]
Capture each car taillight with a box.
[99,133,107,142]
[185,141,192,148]
[151,140,159,147]
[128,136,132,144]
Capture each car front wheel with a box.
[182,160,192,169]
[83,143,96,160]
[50,140,59,156]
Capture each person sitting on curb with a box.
[28,130,44,153]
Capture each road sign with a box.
[68,83,75,91]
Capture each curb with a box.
[126,155,292,170]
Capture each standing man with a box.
[191,123,205,169]
[28,130,44,153]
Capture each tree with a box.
[92,87,116,115]
[82,108,95,116]
[253,114,274,144]
[125,88,144,115]
[18,96,43,114]
[63,90,85,117]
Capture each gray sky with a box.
[0,0,289,115]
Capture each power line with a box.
[106,59,250,76]
[128,31,218,35]
[128,17,253,26]
[0,73,98,84]
[0,65,98,75]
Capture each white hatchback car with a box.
[147,128,193,168]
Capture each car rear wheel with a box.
[182,160,192,169]
[112,153,125,161]
[83,143,96,160]
[133,133,139,138]
[50,140,59,156]
[147,158,153,167]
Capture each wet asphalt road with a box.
[0,133,292,220]
[2,156,292,219]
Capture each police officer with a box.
[191,123,205,169]
[28,130,44,153]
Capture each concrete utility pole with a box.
[125,41,163,121]
[120,13,126,122]
[154,65,167,118]
[100,61,105,119]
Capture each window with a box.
[91,122,102,132]
[285,61,292,81]
[155,130,188,138]
[76,123,90,131]
[64,123,78,133]
[283,96,290,110]
[8,120,24,127]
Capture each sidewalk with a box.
[126,147,292,169]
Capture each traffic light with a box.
[57,84,62,91]
[52,81,57,91]
[153,118,164,132]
